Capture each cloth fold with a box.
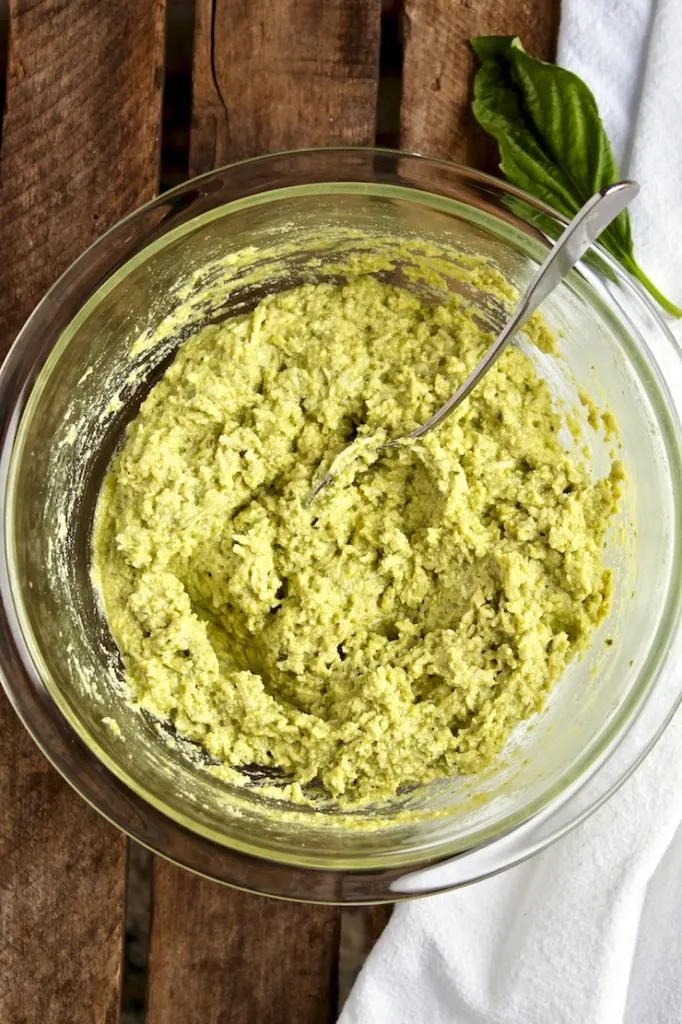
[340,2,682,1020]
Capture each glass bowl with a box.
[1,149,681,904]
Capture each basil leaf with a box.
[471,44,580,216]
[471,35,681,318]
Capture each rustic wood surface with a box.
[190,0,382,175]
[401,0,559,167]
[147,860,341,1024]
[0,1,166,1022]
[0,0,560,1020]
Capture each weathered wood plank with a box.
[401,0,560,167]
[189,0,382,175]
[367,903,393,945]
[0,1,166,1021]
[147,861,341,1024]
[149,3,383,1020]
[0,0,167,350]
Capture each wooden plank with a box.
[367,903,393,946]
[189,0,382,175]
[0,0,167,349]
[401,0,560,167]
[0,2,167,1021]
[149,3,383,1021]
[147,861,341,1024]
[0,8,7,145]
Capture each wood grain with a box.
[189,0,382,175]
[401,0,560,167]
[0,715,128,1024]
[0,1,166,1021]
[147,861,341,1024]
[0,0,167,351]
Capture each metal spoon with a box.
[304,180,639,508]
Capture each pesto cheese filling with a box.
[93,276,621,807]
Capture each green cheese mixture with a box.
[93,276,621,807]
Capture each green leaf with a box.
[470,35,516,62]
[471,48,581,216]
[470,35,682,318]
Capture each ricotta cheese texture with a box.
[93,277,621,807]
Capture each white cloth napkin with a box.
[340,3,682,1021]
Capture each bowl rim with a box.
[2,146,682,902]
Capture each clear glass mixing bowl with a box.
[1,149,681,903]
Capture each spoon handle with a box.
[391,180,640,446]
